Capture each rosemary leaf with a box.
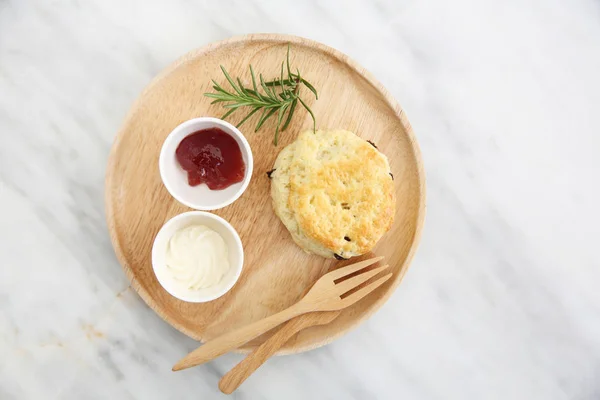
[249,65,261,98]
[286,44,293,78]
[220,65,243,95]
[221,107,236,120]
[299,77,318,99]
[297,96,316,132]
[274,102,290,145]
[280,62,289,98]
[237,77,248,95]
[244,88,270,103]
[259,73,276,100]
[281,98,298,132]
[265,78,294,87]
[211,79,226,91]
[255,107,278,132]
[237,106,261,128]
[222,102,252,109]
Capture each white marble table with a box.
[1,0,599,399]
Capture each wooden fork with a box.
[219,310,341,394]
[220,256,390,393]
[172,256,391,371]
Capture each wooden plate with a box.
[105,34,425,354]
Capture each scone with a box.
[270,129,395,259]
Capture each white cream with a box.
[165,225,230,290]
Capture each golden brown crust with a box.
[271,129,395,258]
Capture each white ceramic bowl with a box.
[151,211,244,303]
[159,117,253,210]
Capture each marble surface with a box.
[1,0,599,398]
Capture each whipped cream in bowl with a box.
[152,211,244,303]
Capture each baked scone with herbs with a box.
[270,129,395,259]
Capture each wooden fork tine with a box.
[339,273,393,306]
[326,256,384,280]
[334,264,389,294]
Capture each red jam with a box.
[175,128,246,190]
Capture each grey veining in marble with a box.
[1,0,599,399]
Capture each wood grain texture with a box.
[219,311,341,394]
[105,34,426,354]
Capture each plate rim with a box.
[105,33,426,354]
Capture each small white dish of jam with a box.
[159,117,253,210]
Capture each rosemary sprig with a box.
[204,45,318,145]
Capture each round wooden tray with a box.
[105,34,425,354]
